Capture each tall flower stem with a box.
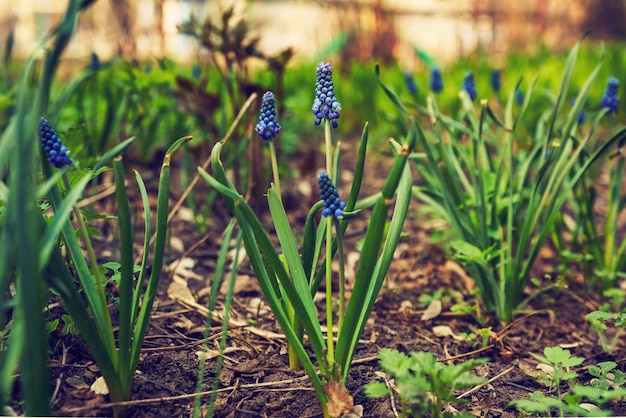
[324,119,333,176]
[312,62,342,375]
[334,218,346,330]
[268,140,281,200]
[324,218,335,366]
[318,170,346,371]
[323,119,335,366]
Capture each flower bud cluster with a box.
[600,76,620,115]
[317,171,346,219]
[255,91,282,140]
[462,71,477,101]
[39,117,72,168]
[312,62,341,128]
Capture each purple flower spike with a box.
[39,117,72,168]
[462,71,477,101]
[255,91,281,141]
[317,171,346,219]
[600,76,620,115]
[430,67,443,93]
[312,62,341,128]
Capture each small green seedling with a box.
[586,307,626,354]
[589,361,625,391]
[459,327,491,349]
[530,346,584,387]
[365,348,487,418]
[511,347,626,417]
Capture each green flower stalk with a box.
[313,62,344,368]
[318,170,348,350]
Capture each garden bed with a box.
[33,151,626,418]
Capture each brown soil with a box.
[11,142,626,417]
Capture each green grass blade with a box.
[44,244,123,398]
[205,226,241,417]
[132,170,151,320]
[113,157,134,397]
[338,162,413,383]
[336,123,414,375]
[129,136,190,377]
[267,187,325,344]
[301,200,324,281]
[233,204,327,406]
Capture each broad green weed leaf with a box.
[363,381,389,399]
[450,240,483,259]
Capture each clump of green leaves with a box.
[365,348,487,418]
[408,42,626,323]
[459,327,491,349]
[586,307,626,354]
[589,361,625,391]
[511,346,626,417]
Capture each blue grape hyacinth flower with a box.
[515,87,524,106]
[404,71,418,95]
[255,91,281,141]
[462,71,477,101]
[39,117,72,168]
[317,171,346,219]
[90,52,100,70]
[490,69,501,93]
[192,62,201,80]
[600,76,620,115]
[312,62,341,128]
[430,67,443,93]
[570,97,587,125]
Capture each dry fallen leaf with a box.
[432,324,464,341]
[536,363,555,376]
[65,376,89,389]
[518,363,552,387]
[580,403,601,413]
[167,276,196,305]
[90,376,109,395]
[172,315,195,330]
[324,382,355,418]
[170,236,185,253]
[341,404,363,418]
[444,259,475,292]
[195,347,241,360]
[421,299,442,320]
[177,207,195,222]
[399,300,413,313]
[169,257,203,281]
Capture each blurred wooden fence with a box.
[0,0,623,64]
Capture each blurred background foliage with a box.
[0,0,623,164]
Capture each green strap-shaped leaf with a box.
[113,157,133,397]
[129,136,190,378]
[337,161,413,383]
